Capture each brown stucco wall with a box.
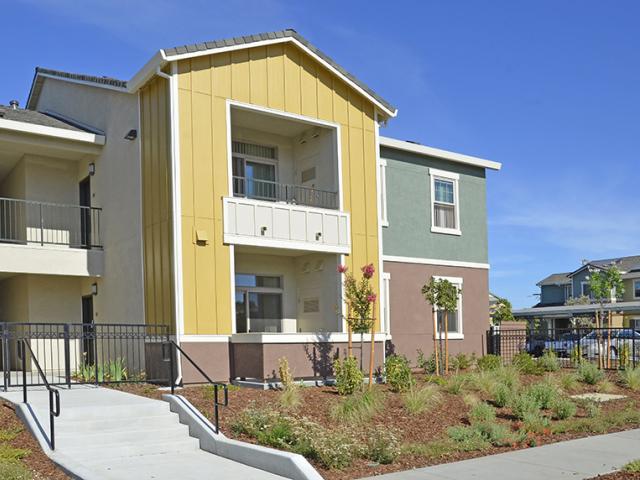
[180,341,230,383]
[230,341,385,381]
[384,261,490,365]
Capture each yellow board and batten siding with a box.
[173,42,382,335]
[139,76,175,331]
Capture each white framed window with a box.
[429,168,461,235]
[564,284,573,300]
[432,276,463,339]
[378,158,388,227]
[382,272,391,334]
[632,318,640,331]
[234,274,284,333]
[634,280,640,299]
[581,281,591,298]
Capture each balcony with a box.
[0,197,103,277]
[232,176,338,210]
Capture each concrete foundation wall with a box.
[180,341,231,383]
[384,261,490,365]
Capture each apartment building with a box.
[0,30,500,382]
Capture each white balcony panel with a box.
[224,197,350,254]
[0,243,103,277]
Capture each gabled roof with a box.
[537,272,571,287]
[27,29,397,118]
[568,255,640,277]
[1,104,86,132]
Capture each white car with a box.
[579,329,640,361]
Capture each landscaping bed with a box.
[0,400,69,480]
[112,354,640,480]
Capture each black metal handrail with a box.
[0,196,102,248]
[21,339,61,450]
[232,176,338,210]
[164,340,228,434]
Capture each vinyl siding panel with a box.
[177,42,381,335]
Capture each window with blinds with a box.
[433,179,456,229]
[232,141,277,160]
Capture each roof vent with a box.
[9,100,19,110]
[405,140,422,145]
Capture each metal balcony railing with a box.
[232,176,338,210]
[0,197,102,249]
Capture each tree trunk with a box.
[368,302,376,390]
[360,332,364,371]
[432,309,440,376]
[438,312,444,376]
[347,307,353,358]
[444,310,449,374]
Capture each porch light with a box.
[91,283,98,296]
[88,163,96,176]
[124,129,137,140]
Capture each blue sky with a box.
[3,1,638,308]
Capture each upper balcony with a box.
[223,103,350,254]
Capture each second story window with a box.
[232,141,278,201]
[634,279,640,299]
[429,168,460,235]
[581,281,591,298]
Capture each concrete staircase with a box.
[0,386,285,480]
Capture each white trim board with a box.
[380,136,501,171]
[383,255,489,270]
[0,118,105,145]
[229,332,390,344]
[180,335,231,343]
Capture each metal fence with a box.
[486,326,640,370]
[0,197,102,248]
[232,176,338,209]
[1,322,170,390]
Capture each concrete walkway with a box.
[365,429,640,479]
[0,385,285,480]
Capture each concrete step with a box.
[57,424,191,449]
[56,401,169,420]
[56,413,180,433]
[64,437,200,462]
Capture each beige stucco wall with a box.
[0,275,28,322]
[33,78,145,326]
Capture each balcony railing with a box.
[0,197,102,249]
[232,176,338,210]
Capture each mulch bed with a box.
[111,370,640,480]
[0,400,69,479]
[589,474,640,479]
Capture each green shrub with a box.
[583,400,601,418]
[443,374,468,395]
[521,411,550,433]
[477,354,501,371]
[596,379,616,393]
[467,370,498,395]
[559,372,579,392]
[0,462,31,480]
[330,388,384,424]
[334,356,363,395]
[619,366,640,391]
[310,430,358,469]
[417,349,437,374]
[469,402,496,424]
[425,374,446,386]
[539,350,560,372]
[512,352,542,375]
[551,398,577,420]
[492,383,513,408]
[279,386,301,409]
[402,385,442,415]
[447,422,517,450]
[451,353,474,371]
[474,422,519,446]
[494,366,521,390]
[577,362,604,385]
[527,381,559,409]
[385,355,415,393]
[622,459,640,473]
[510,392,541,420]
[364,426,401,464]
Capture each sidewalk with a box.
[364,429,640,479]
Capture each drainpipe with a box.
[155,65,184,386]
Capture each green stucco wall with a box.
[540,285,565,305]
[381,146,488,264]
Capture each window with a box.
[581,281,591,298]
[634,280,640,299]
[379,159,388,226]
[235,274,283,333]
[429,168,460,235]
[564,284,573,301]
[433,276,463,338]
[231,141,278,201]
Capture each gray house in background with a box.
[514,255,640,330]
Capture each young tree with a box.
[492,297,514,326]
[422,278,461,375]
[588,265,625,368]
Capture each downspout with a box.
[374,109,387,371]
[156,65,184,385]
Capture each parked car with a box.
[579,329,640,360]
[526,331,582,357]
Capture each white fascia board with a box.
[128,38,397,118]
[383,255,489,270]
[379,136,501,171]
[0,118,105,145]
[36,72,127,94]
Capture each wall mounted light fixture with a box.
[91,283,98,296]
[88,163,96,176]
[124,129,138,140]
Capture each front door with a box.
[82,295,95,365]
[79,177,91,247]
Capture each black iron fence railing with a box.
[232,176,338,210]
[1,322,170,389]
[21,339,60,450]
[486,326,640,370]
[0,196,102,248]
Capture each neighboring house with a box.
[514,255,640,330]
[0,29,500,381]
